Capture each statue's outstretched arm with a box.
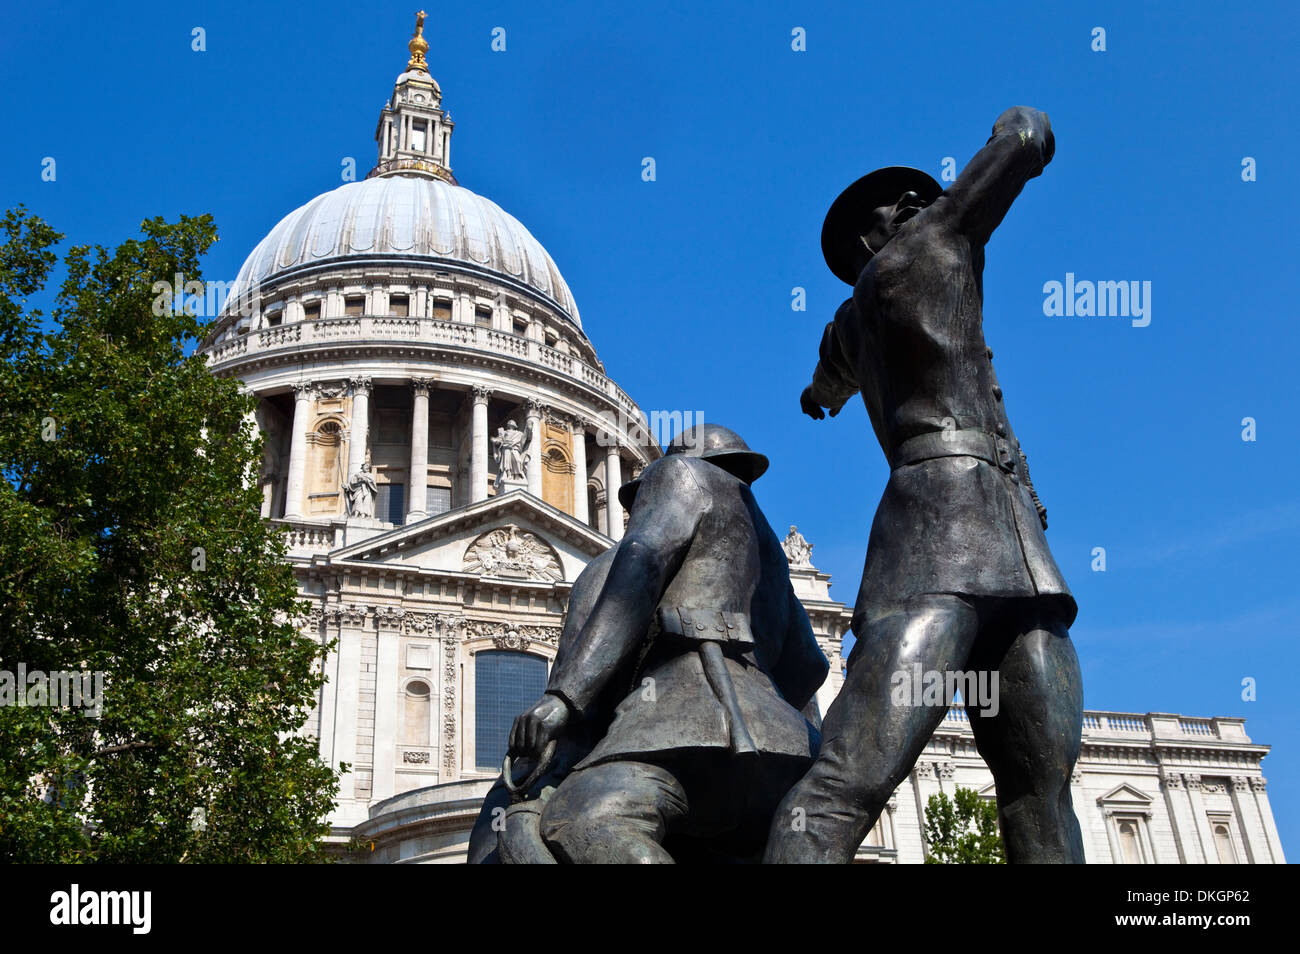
[931,106,1054,247]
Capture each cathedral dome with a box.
[228,175,582,329]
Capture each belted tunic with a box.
[808,108,1076,628]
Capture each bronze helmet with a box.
[821,166,944,285]
[618,423,769,509]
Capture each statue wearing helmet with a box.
[467,423,828,863]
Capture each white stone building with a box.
[200,19,1284,865]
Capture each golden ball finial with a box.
[407,11,430,72]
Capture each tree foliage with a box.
[923,785,1006,864]
[0,207,340,862]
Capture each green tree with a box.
[923,785,1006,863]
[0,207,340,862]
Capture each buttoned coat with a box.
[809,108,1076,628]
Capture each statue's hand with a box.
[508,693,570,762]
[992,106,1053,165]
[800,386,826,420]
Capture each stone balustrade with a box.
[941,709,1242,743]
[204,314,647,428]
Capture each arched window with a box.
[474,651,547,771]
[403,680,431,747]
[1213,822,1238,864]
[1118,818,1144,863]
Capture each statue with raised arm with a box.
[468,423,829,863]
[767,107,1085,864]
[491,419,532,484]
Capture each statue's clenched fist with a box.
[509,693,570,762]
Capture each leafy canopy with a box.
[923,785,1006,864]
[0,207,340,862]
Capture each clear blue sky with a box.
[3,1,1296,855]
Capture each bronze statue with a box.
[468,424,828,863]
[765,107,1085,863]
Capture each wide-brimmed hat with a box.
[617,423,769,509]
[821,166,944,285]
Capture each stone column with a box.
[605,441,624,541]
[283,384,313,520]
[1158,769,1194,863]
[1185,773,1219,863]
[526,399,544,498]
[407,379,431,523]
[1250,776,1285,863]
[471,386,492,503]
[347,377,372,480]
[1228,776,1261,864]
[372,617,401,802]
[328,605,364,807]
[571,417,589,523]
[911,761,940,862]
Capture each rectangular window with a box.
[376,483,405,524]
[266,311,283,327]
[389,294,409,317]
[410,122,427,153]
[513,318,529,337]
[303,301,321,321]
[344,295,365,316]
[426,486,451,516]
[475,306,492,328]
[475,651,548,770]
[431,298,452,321]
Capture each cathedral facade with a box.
[200,19,1284,864]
